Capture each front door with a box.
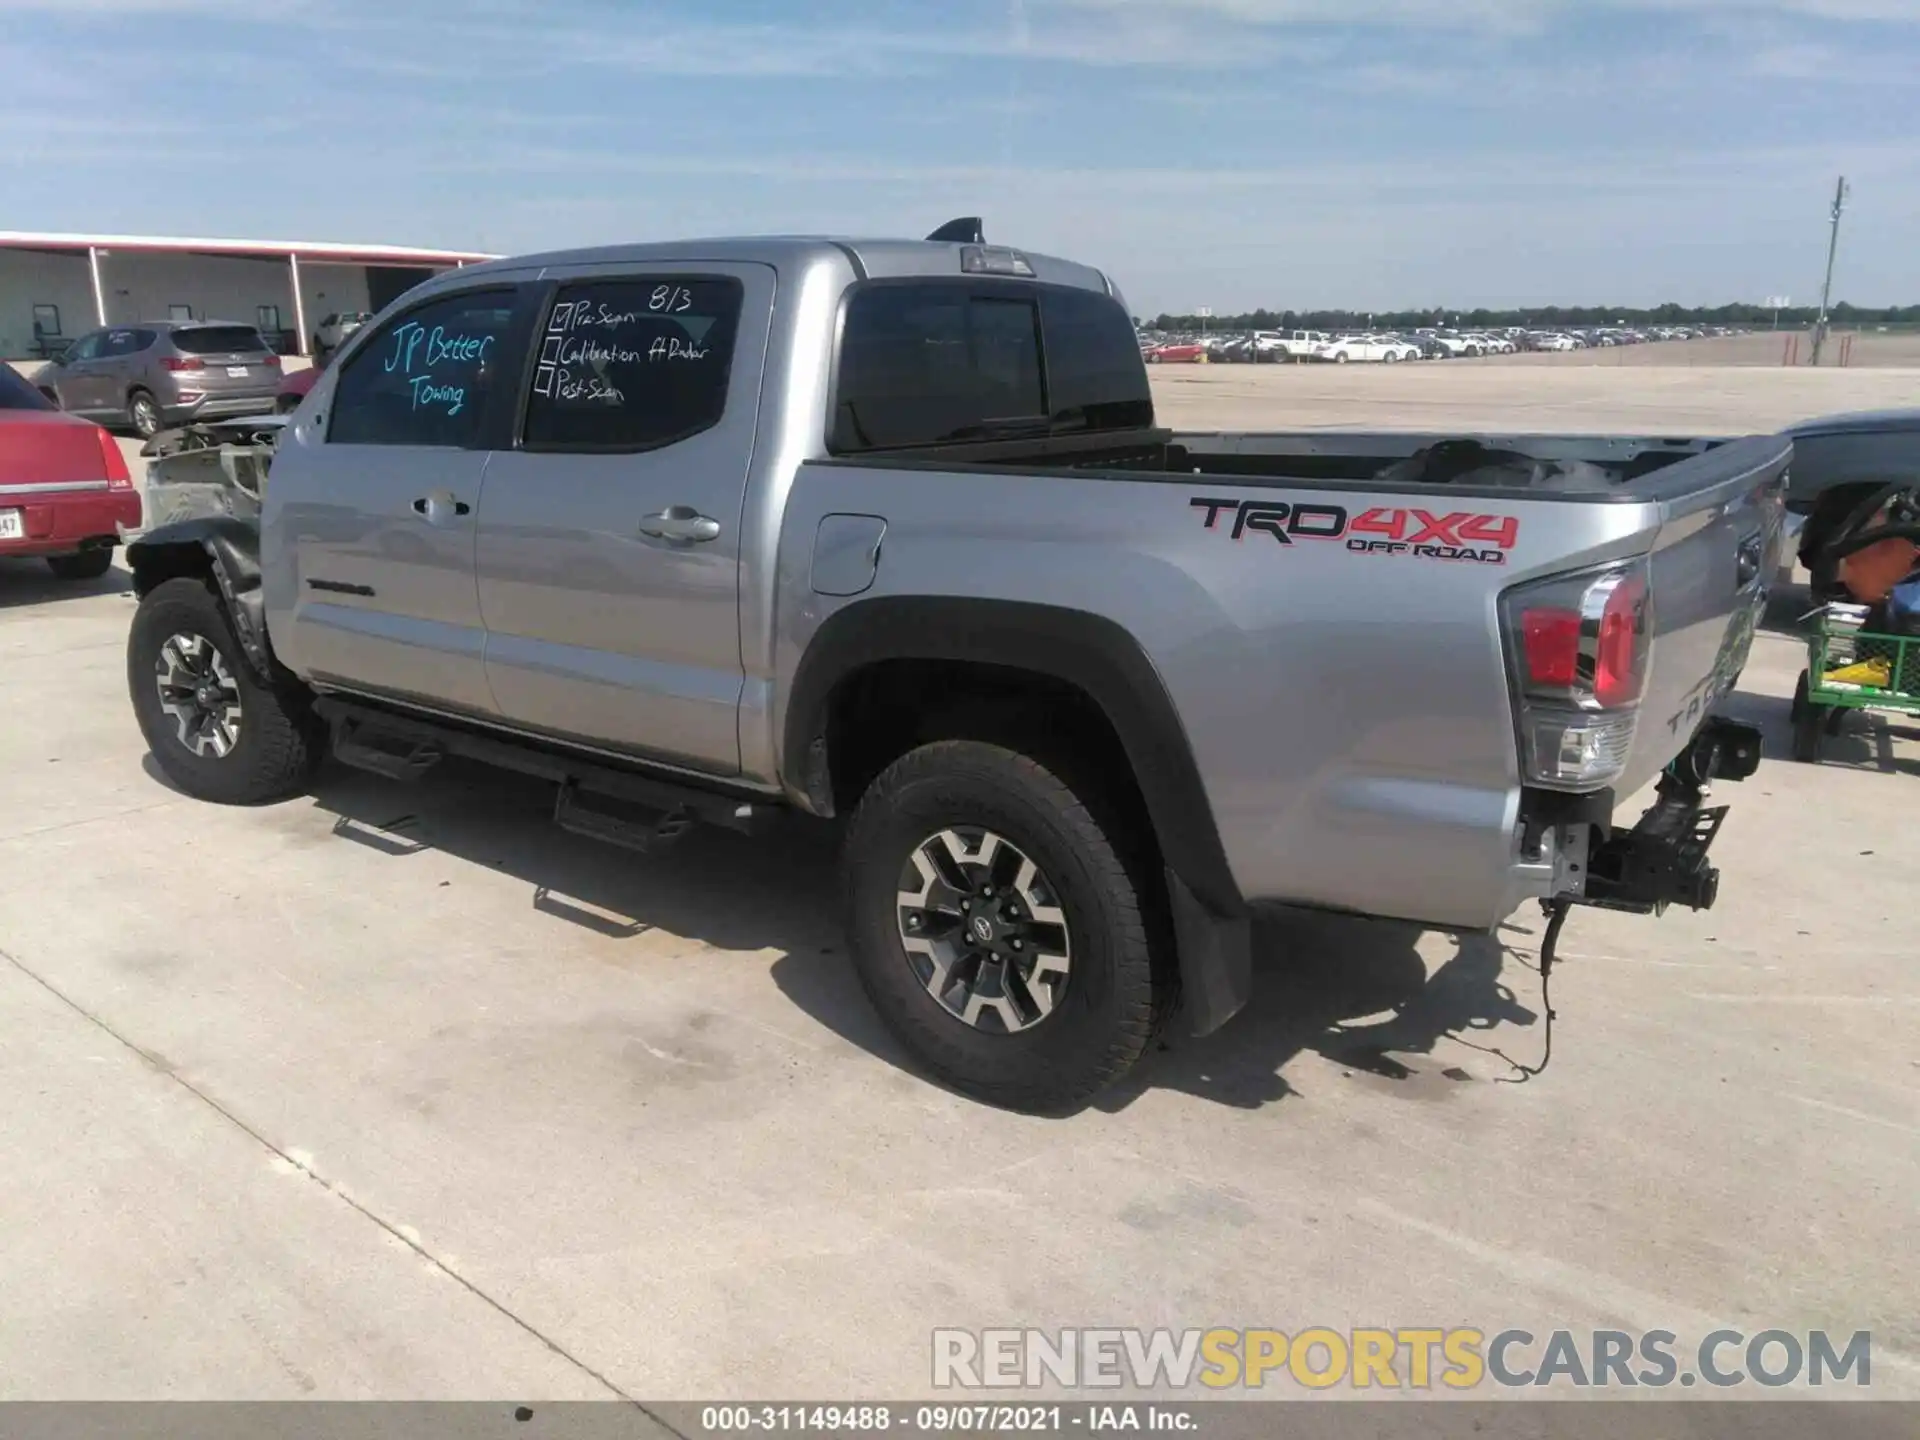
[265,284,530,716]
[474,265,774,775]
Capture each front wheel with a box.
[128,577,324,804]
[1333,352,1349,364]
[842,740,1162,1113]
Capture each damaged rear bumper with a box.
[1573,717,1764,916]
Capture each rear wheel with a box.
[46,550,114,581]
[1333,352,1349,364]
[842,740,1161,1113]
[128,577,324,804]
[128,389,162,439]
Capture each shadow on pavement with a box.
[1095,913,1539,1112]
[307,757,1544,1112]
[0,559,132,609]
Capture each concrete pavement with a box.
[3,372,1918,1402]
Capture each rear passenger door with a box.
[98,327,147,406]
[268,284,530,716]
[474,264,773,775]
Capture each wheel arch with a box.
[127,518,275,682]
[786,597,1243,915]
[786,597,1253,1035]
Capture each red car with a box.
[1,364,142,580]
[275,354,332,412]
[1143,341,1207,364]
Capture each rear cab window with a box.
[830,279,1150,453]
[523,277,743,451]
[327,288,521,448]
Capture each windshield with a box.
[172,326,269,355]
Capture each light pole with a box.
[1811,176,1849,366]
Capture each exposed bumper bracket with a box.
[1574,717,1762,916]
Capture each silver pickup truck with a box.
[124,222,1785,1111]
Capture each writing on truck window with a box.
[382,320,497,415]
[525,276,742,451]
[329,290,517,448]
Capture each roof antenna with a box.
[926,217,985,244]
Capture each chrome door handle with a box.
[638,506,721,543]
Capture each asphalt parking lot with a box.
[3,374,1917,1402]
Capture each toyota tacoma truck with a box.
[123,221,1785,1112]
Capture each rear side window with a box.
[523,277,742,451]
[1039,288,1153,434]
[0,365,53,411]
[329,288,519,448]
[831,280,1147,453]
[173,326,268,355]
[103,329,150,357]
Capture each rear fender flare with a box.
[784,597,1253,1035]
[126,517,273,682]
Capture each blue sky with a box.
[3,0,1915,314]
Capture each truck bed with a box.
[785,429,1789,929]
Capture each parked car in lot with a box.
[0,363,141,579]
[275,354,333,413]
[311,311,371,358]
[120,223,1782,1111]
[38,321,283,439]
[1144,341,1207,363]
[1315,334,1419,364]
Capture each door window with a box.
[103,329,144,357]
[328,288,520,448]
[522,277,742,452]
[64,332,105,362]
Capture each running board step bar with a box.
[312,696,776,838]
[330,715,443,782]
[553,781,693,854]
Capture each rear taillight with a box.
[262,354,281,369]
[1502,561,1651,789]
[95,425,132,489]
[162,356,204,372]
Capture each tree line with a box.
[1142,301,1920,331]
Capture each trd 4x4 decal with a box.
[1190,496,1519,565]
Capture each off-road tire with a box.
[843,740,1158,1113]
[47,550,114,580]
[128,576,324,804]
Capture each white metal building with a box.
[0,232,497,361]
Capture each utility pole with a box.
[1810,176,1849,366]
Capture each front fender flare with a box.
[127,517,273,681]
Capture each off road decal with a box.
[1190,497,1517,566]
